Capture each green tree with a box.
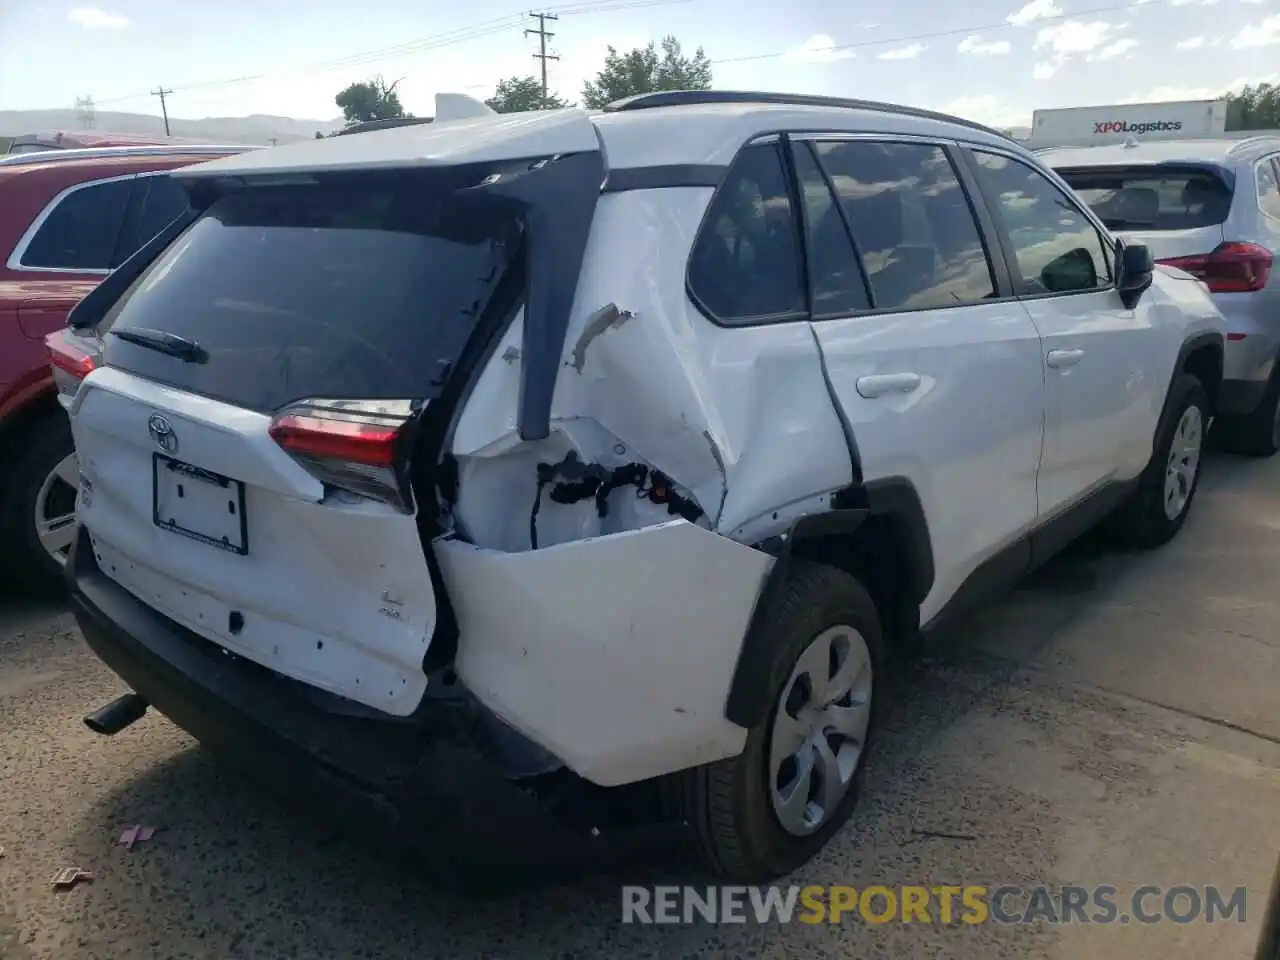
[335,76,408,124]
[485,75,568,113]
[581,35,712,109]
[1225,83,1280,131]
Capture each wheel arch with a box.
[723,476,934,728]
[1175,331,1224,417]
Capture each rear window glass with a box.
[99,174,522,414]
[1057,167,1232,230]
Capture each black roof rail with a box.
[335,117,434,136]
[602,90,1012,142]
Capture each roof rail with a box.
[601,90,1013,141]
[335,117,434,136]
[0,143,254,166]
[1227,133,1280,156]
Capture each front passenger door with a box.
[966,148,1159,528]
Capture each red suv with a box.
[0,145,249,593]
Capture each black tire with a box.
[1111,372,1209,550]
[0,414,76,596]
[683,560,884,883]
[1217,371,1280,458]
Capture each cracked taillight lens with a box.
[268,397,418,511]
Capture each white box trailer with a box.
[1024,99,1228,149]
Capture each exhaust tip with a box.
[84,693,148,736]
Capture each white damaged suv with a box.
[55,91,1225,886]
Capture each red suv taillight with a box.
[267,398,418,511]
[1158,241,1274,294]
[46,327,101,399]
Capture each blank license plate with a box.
[152,454,248,555]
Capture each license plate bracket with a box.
[152,453,248,555]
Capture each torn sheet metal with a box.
[445,190,854,551]
[435,518,773,786]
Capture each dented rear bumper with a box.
[435,519,774,787]
[65,527,619,885]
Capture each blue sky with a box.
[0,0,1277,127]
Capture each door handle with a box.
[856,373,922,399]
[1046,348,1085,369]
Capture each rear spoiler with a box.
[1054,161,1236,193]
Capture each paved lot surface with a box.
[3,452,1280,959]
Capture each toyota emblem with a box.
[147,414,179,454]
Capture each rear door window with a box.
[813,140,996,310]
[687,142,807,323]
[19,177,132,271]
[789,141,871,316]
[98,173,523,414]
[1058,166,1234,230]
[972,150,1113,295]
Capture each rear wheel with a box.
[1111,372,1207,550]
[1217,371,1280,458]
[0,414,78,595]
[683,561,883,883]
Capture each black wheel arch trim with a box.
[723,476,935,728]
[1173,330,1225,411]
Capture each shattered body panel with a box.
[441,189,857,783]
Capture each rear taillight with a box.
[268,398,418,511]
[46,327,101,399]
[1158,241,1274,294]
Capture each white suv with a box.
[55,91,1225,886]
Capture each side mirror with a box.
[1115,240,1154,309]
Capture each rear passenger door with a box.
[965,147,1157,525]
[797,136,1046,624]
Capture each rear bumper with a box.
[65,527,618,886]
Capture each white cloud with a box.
[958,34,1013,54]
[938,95,1031,130]
[1091,37,1140,59]
[876,43,927,60]
[1175,36,1206,49]
[1007,0,1062,26]
[1032,19,1134,74]
[1240,0,1265,4]
[786,33,857,64]
[67,5,128,28]
[1231,13,1280,48]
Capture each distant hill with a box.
[0,109,346,146]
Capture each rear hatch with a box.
[1056,162,1231,259]
[62,168,526,716]
[1056,162,1270,295]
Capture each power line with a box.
[92,0,693,108]
[708,0,1166,65]
[151,87,173,135]
[526,12,560,105]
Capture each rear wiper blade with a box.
[110,328,208,364]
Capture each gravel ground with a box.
[3,451,1280,959]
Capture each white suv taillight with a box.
[267,398,418,511]
[46,327,102,401]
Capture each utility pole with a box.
[151,86,173,136]
[525,12,559,106]
[75,96,95,129]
